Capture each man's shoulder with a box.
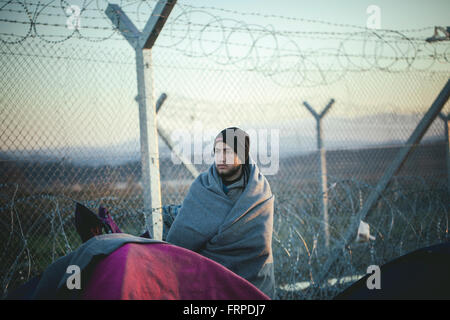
[187,166,218,193]
[193,169,210,185]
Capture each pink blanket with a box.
[83,242,269,300]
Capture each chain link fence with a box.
[1,0,449,299]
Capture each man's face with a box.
[214,140,242,178]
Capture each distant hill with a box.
[1,140,446,195]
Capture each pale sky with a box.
[203,0,450,30]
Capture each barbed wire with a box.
[1,1,449,89]
[0,0,436,32]
[0,174,447,299]
[1,1,449,75]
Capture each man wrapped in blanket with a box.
[166,127,276,298]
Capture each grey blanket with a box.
[166,156,276,298]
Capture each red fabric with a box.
[83,243,269,300]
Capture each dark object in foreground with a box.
[74,203,180,241]
[75,202,122,242]
[5,275,41,300]
[334,241,450,300]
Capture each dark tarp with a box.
[335,241,450,300]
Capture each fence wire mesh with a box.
[0,0,449,299]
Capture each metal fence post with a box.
[106,1,177,240]
[136,48,162,239]
[303,99,335,248]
